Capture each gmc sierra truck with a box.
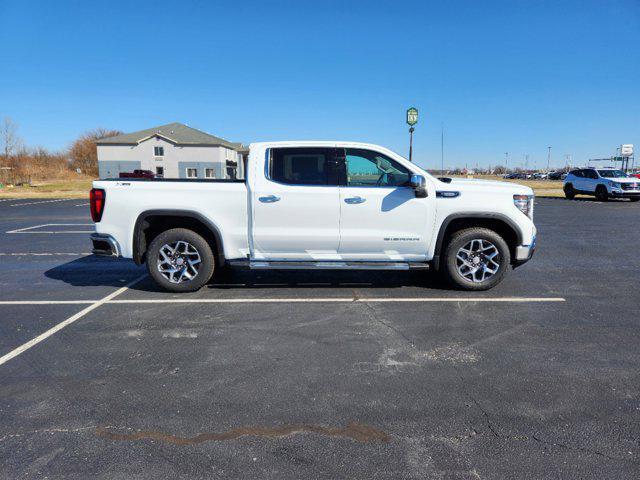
[90,141,536,292]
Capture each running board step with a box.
[228,260,429,271]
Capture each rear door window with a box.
[269,148,334,185]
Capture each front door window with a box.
[345,149,411,187]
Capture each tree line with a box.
[0,117,121,183]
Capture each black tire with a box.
[563,183,575,199]
[595,185,608,202]
[146,228,215,292]
[441,227,511,291]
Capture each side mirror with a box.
[410,174,428,198]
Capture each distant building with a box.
[96,122,247,179]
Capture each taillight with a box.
[90,188,106,222]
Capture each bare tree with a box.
[1,117,23,162]
[69,128,122,176]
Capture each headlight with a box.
[513,194,534,219]
[608,181,621,188]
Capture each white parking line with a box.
[7,198,77,207]
[0,300,96,305]
[75,203,89,207]
[0,275,146,367]
[0,253,91,256]
[109,297,566,303]
[0,297,565,305]
[6,223,93,234]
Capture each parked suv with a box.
[563,167,640,201]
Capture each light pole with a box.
[409,127,414,162]
[406,108,418,162]
[505,152,509,172]
[441,122,444,175]
[546,146,551,173]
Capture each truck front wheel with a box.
[146,228,215,292]
[442,227,510,291]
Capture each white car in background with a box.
[563,167,640,202]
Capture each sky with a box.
[0,0,638,170]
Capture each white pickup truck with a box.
[90,142,536,292]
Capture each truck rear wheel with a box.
[146,228,215,292]
[442,227,510,291]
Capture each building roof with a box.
[96,122,244,149]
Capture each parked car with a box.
[118,169,155,179]
[532,172,548,180]
[563,167,640,201]
[547,171,566,180]
[504,173,528,180]
[90,141,537,292]
[629,172,640,179]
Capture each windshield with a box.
[597,169,628,178]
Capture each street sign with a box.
[621,144,634,156]
[406,107,418,126]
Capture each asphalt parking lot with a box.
[0,197,638,479]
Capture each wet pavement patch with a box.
[96,422,391,444]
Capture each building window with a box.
[155,166,164,177]
[205,168,215,178]
[226,166,237,180]
[154,146,164,157]
[186,168,198,178]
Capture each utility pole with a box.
[546,146,551,173]
[504,152,509,172]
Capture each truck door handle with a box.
[344,196,366,204]
[259,195,281,203]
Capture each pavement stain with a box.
[95,422,391,445]
[355,343,480,373]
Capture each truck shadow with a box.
[44,255,148,290]
[207,267,450,290]
[44,256,450,291]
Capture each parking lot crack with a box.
[530,433,632,463]
[361,302,416,348]
[451,365,501,438]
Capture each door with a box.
[338,148,434,261]
[251,147,341,260]
[582,169,599,192]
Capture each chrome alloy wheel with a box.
[455,239,501,283]
[157,241,202,284]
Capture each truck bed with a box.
[93,178,249,260]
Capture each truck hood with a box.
[439,178,533,195]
